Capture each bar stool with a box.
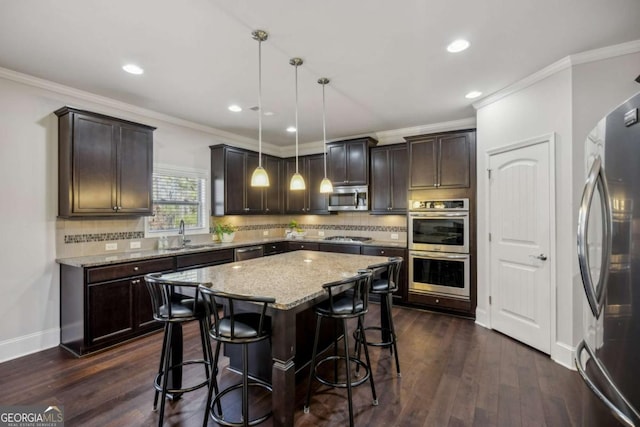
[304,269,377,427]
[143,273,214,427]
[199,285,275,427]
[354,257,403,376]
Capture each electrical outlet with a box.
[318,231,325,237]
[390,233,399,240]
[263,230,269,236]
[105,243,118,251]
[130,241,141,249]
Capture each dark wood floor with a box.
[0,305,596,426]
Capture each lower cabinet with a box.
[264,241,288,256]
[287,241,319,251]
[318,243,361,254]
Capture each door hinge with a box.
[487,168,492,179]
[489,296,492,305]
[488,232,492,242]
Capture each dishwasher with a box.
[233,245,264,261]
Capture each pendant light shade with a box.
[289,57,306,191]
[318,77,333,194]
[250,30,270,187]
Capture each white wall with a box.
[475,48,640,368]
[0,75,225,362]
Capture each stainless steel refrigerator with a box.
[576,91,640,426]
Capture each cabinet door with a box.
[285,158,306,213]
[409,137,437,189]
[263,155,282,214]
[327,143,347,185]
[370,147,392,212]
[224,149,247,214]
[307,155,329,213]
[117,124,153,214]
[245,151,264,212]
[72,114,118,214]
[87,279,134,345]
[438,133,471,188]
[346,141,368,185]
[389,145,408,212]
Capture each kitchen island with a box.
[158,250,389,427]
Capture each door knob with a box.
[531,254,548,261]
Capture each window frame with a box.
[145,164,210,237]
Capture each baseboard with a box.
[474,307,490,328]
[0,328,60,363]
[551,341,576,370]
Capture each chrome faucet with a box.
[178,219,190,247]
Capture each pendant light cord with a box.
[258,38,263,168]
[322,82,327,177]
[295,63,299,173]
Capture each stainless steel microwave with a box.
[327,186,368,211]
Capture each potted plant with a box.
[287,219,306,238]
[214,222,237,243]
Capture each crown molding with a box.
[0,66,284,153]
[374,117,477,144]
[473,39,640,110]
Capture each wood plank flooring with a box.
[0,304,594,426]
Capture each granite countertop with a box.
[56,236,406,268]
[161,250,389,310]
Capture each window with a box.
[146,166,208,235]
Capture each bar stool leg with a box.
[342,319,355,427]
[153,323,170,411]
[387,294,401,376]
[304,315,323,413]
[203,340,223,426]
[158,322,174,427]
[358,316,378,406]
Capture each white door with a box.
[488,138,553,354]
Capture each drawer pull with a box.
[133,266,139,271]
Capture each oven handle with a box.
[409,212,468,218]
[410,251,469,260]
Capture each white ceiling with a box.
[1,0,639,148]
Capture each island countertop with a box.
[158,250,389,310]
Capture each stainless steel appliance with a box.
[323,236,372,243]
[576,91,640,426]
[408,198,470,299]
[234,245,264,261]
[408,198,469,253]
[327,185,368,211]
[409,250,470,298]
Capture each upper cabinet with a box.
[370,143,408,214]
[285,154,329,214]
[327,137,377,186]
[406,130,476,190]
[210,145,283,216]
[55,107,155,218]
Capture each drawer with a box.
[287,241,319,251]
[361,246,406,258]
[407,291,471,313]
[176,249,234,270]
[264,242,287,256]
[87,257,175,284]
[319,243,361,254]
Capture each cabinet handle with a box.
[113,206,118,211]
[133,266,139,271]
[380,250,385,255]
[265,208,270,212]
[244,208,250,211]
[301,245,305,248]
[435,299,440,304]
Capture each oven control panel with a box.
[410,198,468,211]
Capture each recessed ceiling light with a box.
[228,104,242,112]
[447,39,470,53]
[465,90,482,99]
[122,64,144,75]
[286,126,296,133]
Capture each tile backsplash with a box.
[57,213,407,258]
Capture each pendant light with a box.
[289,57,306,191]
[318,77,333,193]
[250,30,270,187]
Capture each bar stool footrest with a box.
[354,326,396,348]
[210,381,273,427]
[153,359,211,395]
[314,355,370,388]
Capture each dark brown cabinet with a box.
[285,155,329,214]
[55,107,155,218]
[327,137,377,186]
[318,243,361,254]
[264,242,287,256]
[287,241,319,251]
[210,145,283,215]
[370,144,408,214]
[61,257,175,356]
[406,130,475,190]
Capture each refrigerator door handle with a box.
[577,155,612,317]
[575,340,640,427]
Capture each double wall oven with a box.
[409,198,470,300]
